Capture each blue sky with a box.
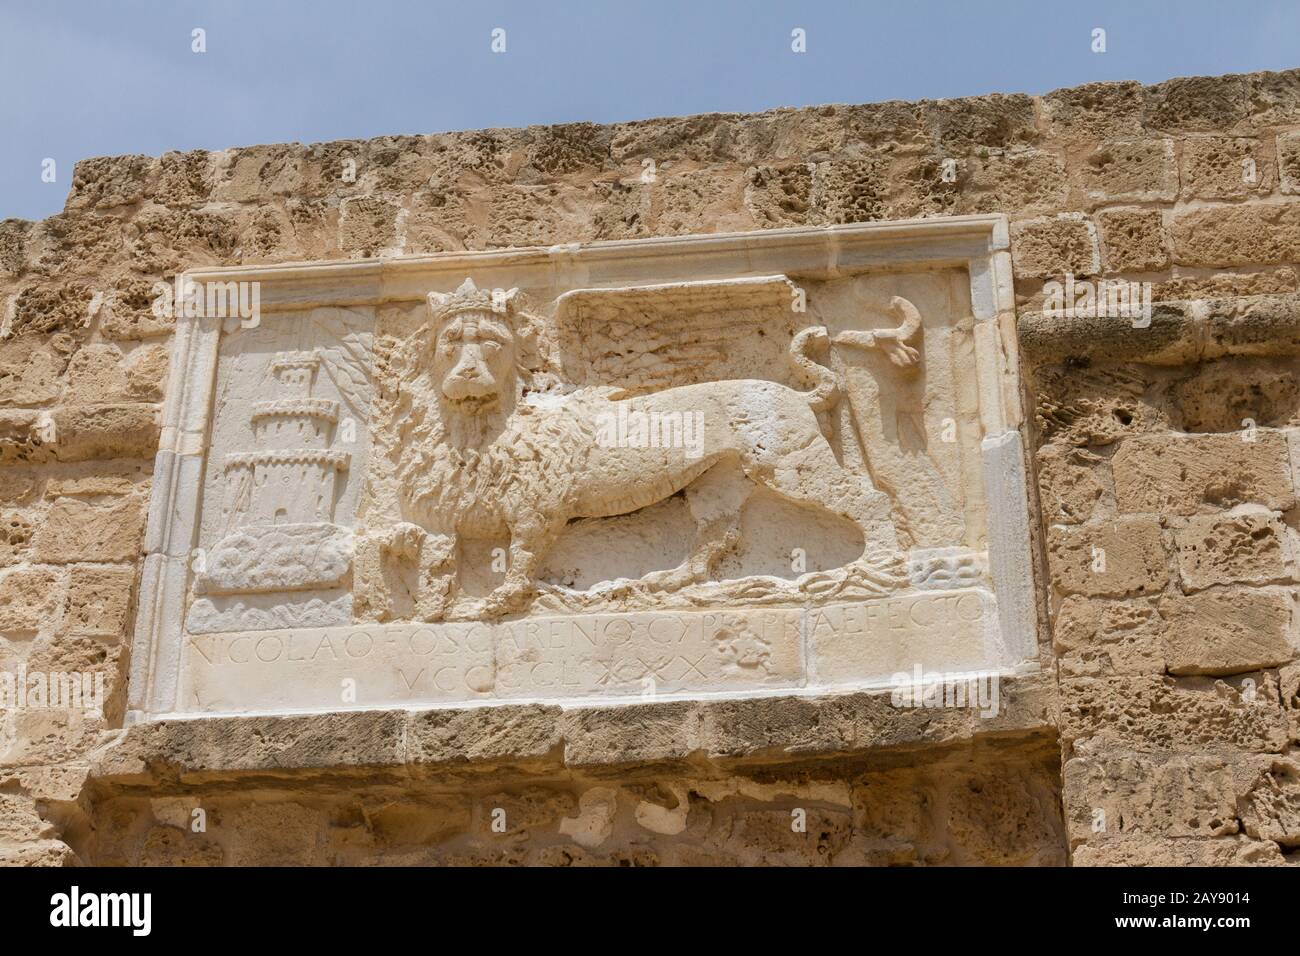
[2,0,1298,221]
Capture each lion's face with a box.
[434,310,518,409]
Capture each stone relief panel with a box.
[128,218,1036,720]
[186,307,373,635]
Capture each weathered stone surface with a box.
[1079,139,1176,205]
[1018,295,1300,367]
[0,336,72,407]
[1173,510,1294,591]
[33,496,144,563]
[1236,757,1300,847]
[1170,357,1300,431]
[1152,269,1297,302]
[1042,81,1144,138]
[0,567,61,632]
[1009,214,1099,279]
[1032,363,1165,446]
[1172,203,1300,267]
[1180,136,1273,199]
[1097,208,1168,273]
[0,410,53,465]
[957,150,1067,215]
[1053,595,1165,678]
[1280,130,1300,195]
[1143,73,1251,132]
[51,404,159,462]
[1112,432,1294,515]
[1060,673,1290,754]
[1047,516,1169,599]
[60,565,135,638]
[1159,586,1297,675]
[1064,753,1241,845]
[1035,444,1112,524]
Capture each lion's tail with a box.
[788,326,838,413]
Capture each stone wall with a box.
[2,67,1300,865]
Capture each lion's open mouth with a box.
[442,392,500,411]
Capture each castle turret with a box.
[223,350,349,527]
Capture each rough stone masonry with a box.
[2,66,1300,866]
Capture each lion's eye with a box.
[482,340,501,353]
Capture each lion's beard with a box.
[393,385,600,534]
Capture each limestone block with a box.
[0,567,61,632]
[1283,661,1300,744]
[648,170,750,236]
[1063,753,1240,845]
[1079,139,1177,205]
[0,410,53,465]
[60,565,136,639]
[34,496,144,563]
[1053,595,1165,677]
[1179,136,1273,199]
[745,163,813,226]
[0,336,71,407]
[0,510,34,567]
[138,826,224,866]
[1143,73,1252,132]
[956,149,1067,216]
[212,144,305,202]
[100,274,175,340]
[1096,208,1168,273]
[1059,673,1290,753]
[1042,81,1144,138]
[51,403,160,462]
[1279,130,1300,194]
[922,93,1038,151]
[1034,443,1112,525]
[1152,269,1297,302]
[1032,364,1165,447]
[1047,516,1169,599]
[0,220,31,277]
[1159,586,1297,675]
[0,473,37,506]
[67,155,151,209]
[1171,359,1300,432]
[1173,510,1294,591]
[339,196,401,258]
[1234,757,1300,848]
[1172,204,1300,267]
[1009,213,1100,279]
[1112,431,1294,515]
[9,283,93,336]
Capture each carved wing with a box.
[552,276,802,393]
[308,307,374,416]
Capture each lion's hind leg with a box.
[745,422,899,558]
[641,460,749,592]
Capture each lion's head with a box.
[414,278,553,418]
[373,277,587,532]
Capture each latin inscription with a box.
[180,590,996,713]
